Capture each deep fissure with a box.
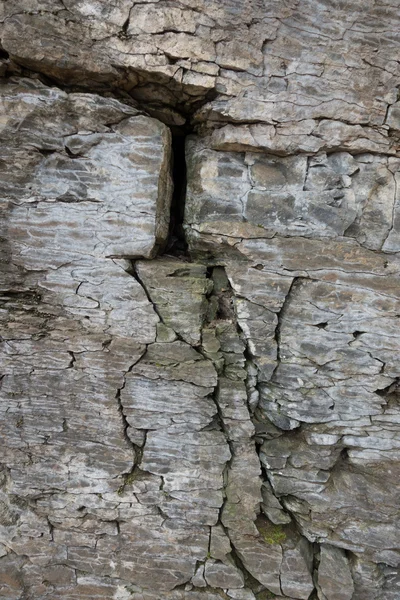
[166,132,189,258]
[202,266,308,597]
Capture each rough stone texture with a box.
[316,544,354,600]
[1,1,400,599]
[185,140,400,252]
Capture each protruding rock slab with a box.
[1,0,399,145]
[317,544,354,600]
[1,78,172,264]
[185,138,400,253]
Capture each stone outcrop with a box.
[0,2,400,599]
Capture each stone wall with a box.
[0,2,399,599]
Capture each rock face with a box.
[0,2,399,599]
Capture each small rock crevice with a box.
[165,133,189,258]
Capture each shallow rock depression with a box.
[0,1,400,599]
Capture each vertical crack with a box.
[67,351,76,369]
[165,133,189,257]
[115,351,148,493]
[202,266,272,592]
[202,268,317,596]
[382,168,397,249]
[270,276,305,383]
[130,262,165,322]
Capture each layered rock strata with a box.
[1,2,400,599]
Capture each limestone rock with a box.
[184,139,400,253]
[204,558,244,589]
[0,79,172,262]
[280,531,314,600]
[260,481,291,525]
[135,259,212,346]
[317,545,354,600]
[1,0,399,142]
[1,1,400,599]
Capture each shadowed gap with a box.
[165,133,189,257]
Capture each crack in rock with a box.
[1,4,400,598]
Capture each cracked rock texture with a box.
[1,1,400,599]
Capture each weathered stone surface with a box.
[0,79,172,262]
[204,558,244,589]
[1,0,399,144]
[185,139,400,252]
[135,259,212,345]
[121,342,228,527]
[316,544,354,600]
[280,531,314,599]
[260,480,291,525]
[0,80,171,514]
[183,130,400,583]
[1,1,400,598]
[209,120,398,156]
[0,77,199,596]
[181,65,400,600]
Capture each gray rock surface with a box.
[317,544,354,600]
[1,1,400,599]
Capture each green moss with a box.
[117,470,137,495]
[256,591,276,600]
[124,471,137,486]
[256,517,286,545]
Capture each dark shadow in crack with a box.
[165,132,190,258]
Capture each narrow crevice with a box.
[121,15,130,36]
[381,168,397,249]
[46,517,55,542]
[207,268,317,597]
[64,146,83,159]
[165,133,189,258]
[115,352,149,495]
[115,374,135,449]
[117,430,149,497]
[270,276,307,383]
[67,351,76,369]
[36,147,58,157]
[201,266,249,582]
[203,266,281,595]
[312,543,321,598]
